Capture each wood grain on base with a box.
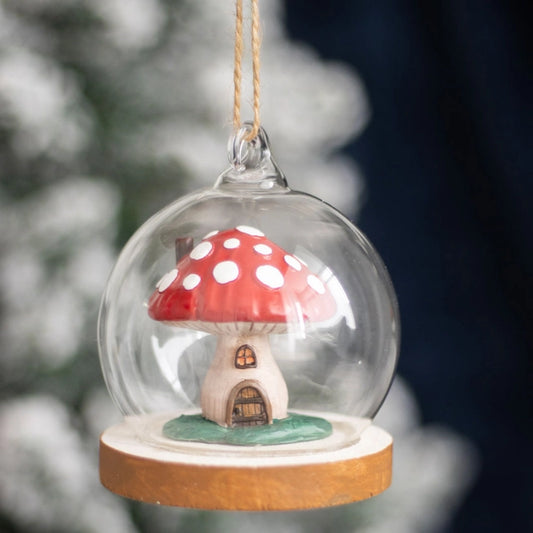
[99,418,392,511]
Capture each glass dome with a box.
[98,125,399,447]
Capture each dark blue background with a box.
[285,1,532,531]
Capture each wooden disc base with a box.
[99,413,392,511]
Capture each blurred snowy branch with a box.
[0,178,118,373]
[0,396,134,533]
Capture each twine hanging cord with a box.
[233,0,261,141]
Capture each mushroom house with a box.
[148,225,337,430]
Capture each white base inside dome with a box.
[105,410,378,462]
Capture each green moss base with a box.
[163,413,332,446]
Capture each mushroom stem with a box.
[200,333,289,427]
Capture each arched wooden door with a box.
[227,381,271,427]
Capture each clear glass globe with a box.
[98,126,399,446]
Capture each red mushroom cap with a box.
[148,226,336,334]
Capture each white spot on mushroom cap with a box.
[256,265,284,289]
[224,238,240,249]
[157,268,178,292]
[236,225,264,237]
[307,274,325,294]
[284,254,302,271]
[254,244,272,255]
[213,261,239,284]
[202,230,219,240]
[190,241,213,260]
[183,273,201,290]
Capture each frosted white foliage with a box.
[65,239,120,299]
[0,48,91,159]
[39,286,84,365]
[0,178,119,371]
[0,396,136,533]
[81,387,123,443]
[4,0,77,12]
[91,0,164,50]
[0,3,54,51]
[3,178,118,249]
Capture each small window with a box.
[235,345,257,369]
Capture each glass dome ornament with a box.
[98,0,398,511]
[98,124,400,510]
